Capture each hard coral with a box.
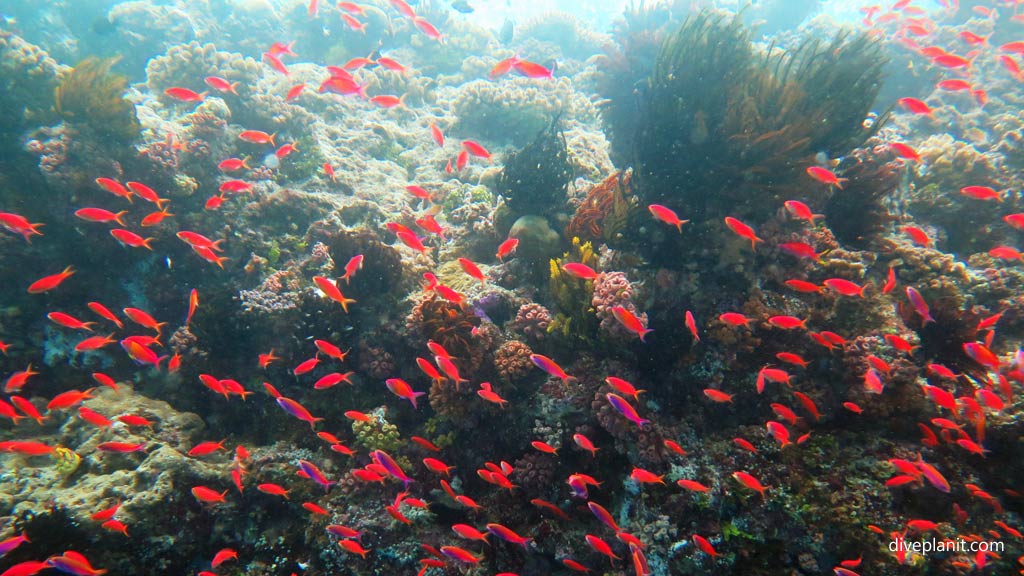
[450,77,575,146]
[406,294,482,373]
[512,303,552,343]
[494,340,534,384]
[592,271,646,342]
[0,32,65,140]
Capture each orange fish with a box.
[806,166,848,188]
[238,130,276,146]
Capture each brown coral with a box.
[494,340,534,384]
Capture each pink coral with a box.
[513,303,551,342]
[591,271,646,340]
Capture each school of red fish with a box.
[3,0,1024,575]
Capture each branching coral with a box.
[55,57,140,144]
[633,12,887,224]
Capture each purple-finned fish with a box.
[485,523,531,548]
[567,475,589,499]
[905,287,935,324]
[440,546,482,564]
[606,393,650,428]
[0,532,29,555]
[371,449,414,487]
[46,551,107,576]
[530,354,575,383]
[276,396,324,429]
[298,459,335,492]
[587,502,620,532]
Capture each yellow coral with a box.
[548,237,600,342]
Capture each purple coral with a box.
[592,271,647,340]
[513,303,551,342]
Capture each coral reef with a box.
[548,238,600,343]
[512,303,552,343]
[450,78,577,146]
[496,117,573,219]
[565,170,638,246]
[0,32,64,142]
[55,57,140,145]
[633,12,887,224]
[493,339,534,383]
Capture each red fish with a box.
[429,123,444,147]
[165,87,206,102]
[784,279,821,293]
[937,79,972,91]
[413,17,442,41]
[75,207,127,225]
[313,276,356,312]
[490,55,521,78]
[110,229,155,250]
[28,266,75,294]
[513,60,553,79]
[960,185,1001,202]
[48,312,95,331]
[462,140,490,160]
[0,211,44,242]
[703,389,733,403]
[890,142,920,161]
[732,471,769,502]
[496,237,519,261]
[647,204,688,232]
[610,306,653,341]
[783,200,821,223]
[898,97,933,116]
[238,130,276,146]
[723,217,763,250]
[823,278,867,297]
[718,312,750,327]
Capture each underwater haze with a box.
[2,0,1024,575]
